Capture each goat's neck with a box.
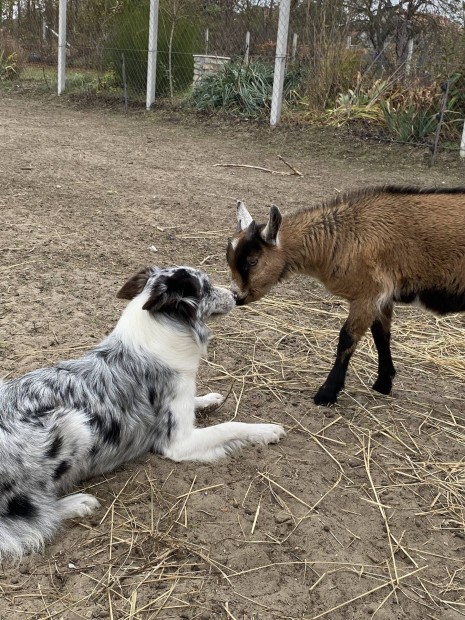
[280,212,336,280]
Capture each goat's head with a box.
[226,200,286,305]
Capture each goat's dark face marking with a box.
[227,202,286,305]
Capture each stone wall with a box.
[193,55,230,85]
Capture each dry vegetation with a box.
[3,285,465,619]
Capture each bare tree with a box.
[348,0,463,71]
[162,0,196,100]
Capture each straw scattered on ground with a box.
[2,282,464,620]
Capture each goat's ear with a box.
[236,200,254,232]
[261,205,282,244]
[143,269,201,322]
[117,267,151,300]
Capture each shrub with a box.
[379,81,440,142]
[380,100,437,142]
[442,73,465,137]
[324,78,387,126]
[189,60,302,118]
[302,46,368,113]
[0,33,26,81]
[324,77,443,143]
[106,2,200,97]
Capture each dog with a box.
[0,266,285,560]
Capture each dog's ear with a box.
[116,268,151,300]
[143,269,201,322]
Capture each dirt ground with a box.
[1,94,465,620]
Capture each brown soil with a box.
[1,95,464,620]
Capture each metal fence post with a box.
[57,0,67,94]
[245,31,250,65]
[146,0,160,110]
[291,32,298,63]
[270,0,291,127]
[460,120,465,158]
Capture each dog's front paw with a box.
[195,393,224,410]
[248,423,286,446]
[58,493,101,520]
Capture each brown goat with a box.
[226,186,465,405]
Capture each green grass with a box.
[0,64,123,98]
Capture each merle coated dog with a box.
[0,266,285,560]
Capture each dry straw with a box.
[3,286,465,618]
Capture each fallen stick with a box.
[214,155,302,177]
[214,163,291,176]
[278,154,302,176]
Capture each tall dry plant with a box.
[0,31,26,80]
[295,1,361,113]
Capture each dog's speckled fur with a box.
[0,266,285,560]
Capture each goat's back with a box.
[283,186,465,302]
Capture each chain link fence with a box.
[2,2,465,140]
[1,2,288,109]
[0,1,318,124]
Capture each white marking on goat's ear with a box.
[230,238,239,251]
[236,200,253,232]
[261,205,282,245]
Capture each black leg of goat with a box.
[313,322,355,406]
[370,305,396,395]
[314,300,378,406]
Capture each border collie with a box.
[0,266,285,560]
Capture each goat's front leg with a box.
[370,303,396,395]
[314,300,377,406]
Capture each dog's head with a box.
[117,266,235,325]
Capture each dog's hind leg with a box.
[163,421,285,463]
[57,494,101,520]
[0,492,100,561]
[0,492,66,561]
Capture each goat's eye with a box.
[247,256,258,267]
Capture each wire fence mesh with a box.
[1,1,465,139]
[1,1,288,104]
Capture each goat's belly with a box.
[395,288,465,315]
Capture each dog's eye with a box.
[247,256,258,267]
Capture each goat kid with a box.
[226,186,465,405]
[0,266,285,560]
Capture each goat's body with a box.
[228,187,465,404]
[281,187,465,311]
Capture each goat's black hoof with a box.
[372,378,392,395]
[313,387,338,406]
